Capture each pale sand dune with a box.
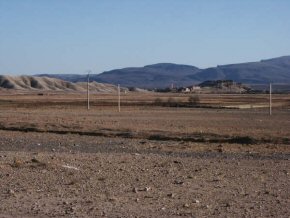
[0,75,128,93]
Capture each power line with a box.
[87,70,91,110]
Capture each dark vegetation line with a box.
[143,149,290,161]
[0,124,289,145]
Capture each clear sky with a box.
[0,0,290,75]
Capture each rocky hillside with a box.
[0,75,126,93]
[36,56,290,89]
[37,63,201,89]
[189,56,290,84]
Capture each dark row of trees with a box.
[153,95,200,107]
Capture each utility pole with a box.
[87,71,90,110]
[269,83,272,115]
[118,84,121,112]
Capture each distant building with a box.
[176,85,201,93]
[183,87,190,93]
[189,85,201,92]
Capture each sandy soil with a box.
[0,92,289,217]
[0,131,289,218]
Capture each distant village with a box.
[155,80,252,94]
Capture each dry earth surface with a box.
[0,92,289,217]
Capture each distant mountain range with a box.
[37,56,290,89]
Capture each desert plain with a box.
[0,91,289,217]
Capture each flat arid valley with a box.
[0,90,289,217]
[1,1,290,217]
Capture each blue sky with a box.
[0,0,290,75]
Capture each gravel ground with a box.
[0,130,289,218]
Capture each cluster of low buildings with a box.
[178,85,201,93]
[166,80,248,94]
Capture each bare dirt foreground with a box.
[0,92,290,217]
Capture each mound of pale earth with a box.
[76,81,128,93]
[0,130,289,217]
[0,75,128,93]
[0,75,80,91]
